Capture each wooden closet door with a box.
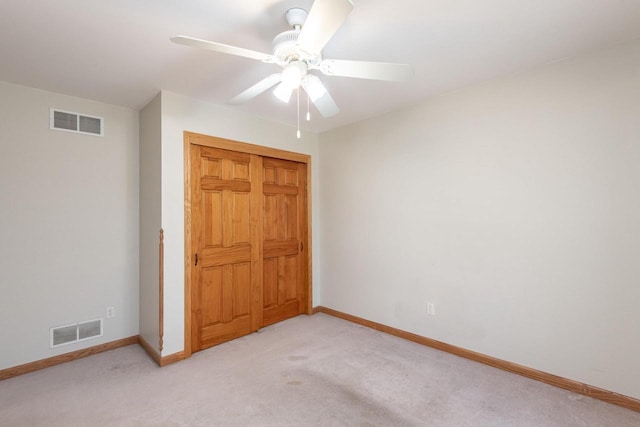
[262,158,308,326]
[190,145,261,352]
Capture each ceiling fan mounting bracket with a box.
[285,8,308,29]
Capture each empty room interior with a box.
[1,0,639,425]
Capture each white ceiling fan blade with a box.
[297,0,354,56]
[320,59,413,82]
[228,74,283,105]
[302,75,339,117]
[170,35,273,62]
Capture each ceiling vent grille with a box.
[50,318,103,348]
[50,108,104,136]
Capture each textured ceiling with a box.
[1,0,640,132]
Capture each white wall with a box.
[0,82,139,369]
[319,40,640,399]
[139,93,162,351]
[160,91,320,356]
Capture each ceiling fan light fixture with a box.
[273,83,293,103]
[304,75,327,101]
[281,61,307,89]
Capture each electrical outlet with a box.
[106,306,115,319]
[426,302,436,316]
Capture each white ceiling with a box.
[1,0,640,133]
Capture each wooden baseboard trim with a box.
[314,306,640,413]
[159,351,186,367]
[138,335,162,366]
[0,336,139,381]
[138,336,186,367]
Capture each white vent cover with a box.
[50,318,103,348]
[50,108,104,136]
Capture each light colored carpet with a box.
[1,313,638,426]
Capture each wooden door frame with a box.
[183,131,312,359]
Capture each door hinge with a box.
[195,253,198,266]
[300,242,303,251]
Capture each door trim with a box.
[183,131,312,359]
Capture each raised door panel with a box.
[262,158,307,327]
[191,145,258,352]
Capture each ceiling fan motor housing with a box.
[272,29,321,66]
[272,30,300,61]
[273,7,323,67]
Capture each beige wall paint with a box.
[319,40,640,399]
[2,36,637,403]
[159,91,320,356]
[0,82,140,369]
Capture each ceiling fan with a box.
[170,0,412,121]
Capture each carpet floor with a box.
[1,313,638,426]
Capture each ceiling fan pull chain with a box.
[306,89,311,121]
[296,88,301,139]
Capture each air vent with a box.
[50,318,103,348]
[50,108,104,136]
